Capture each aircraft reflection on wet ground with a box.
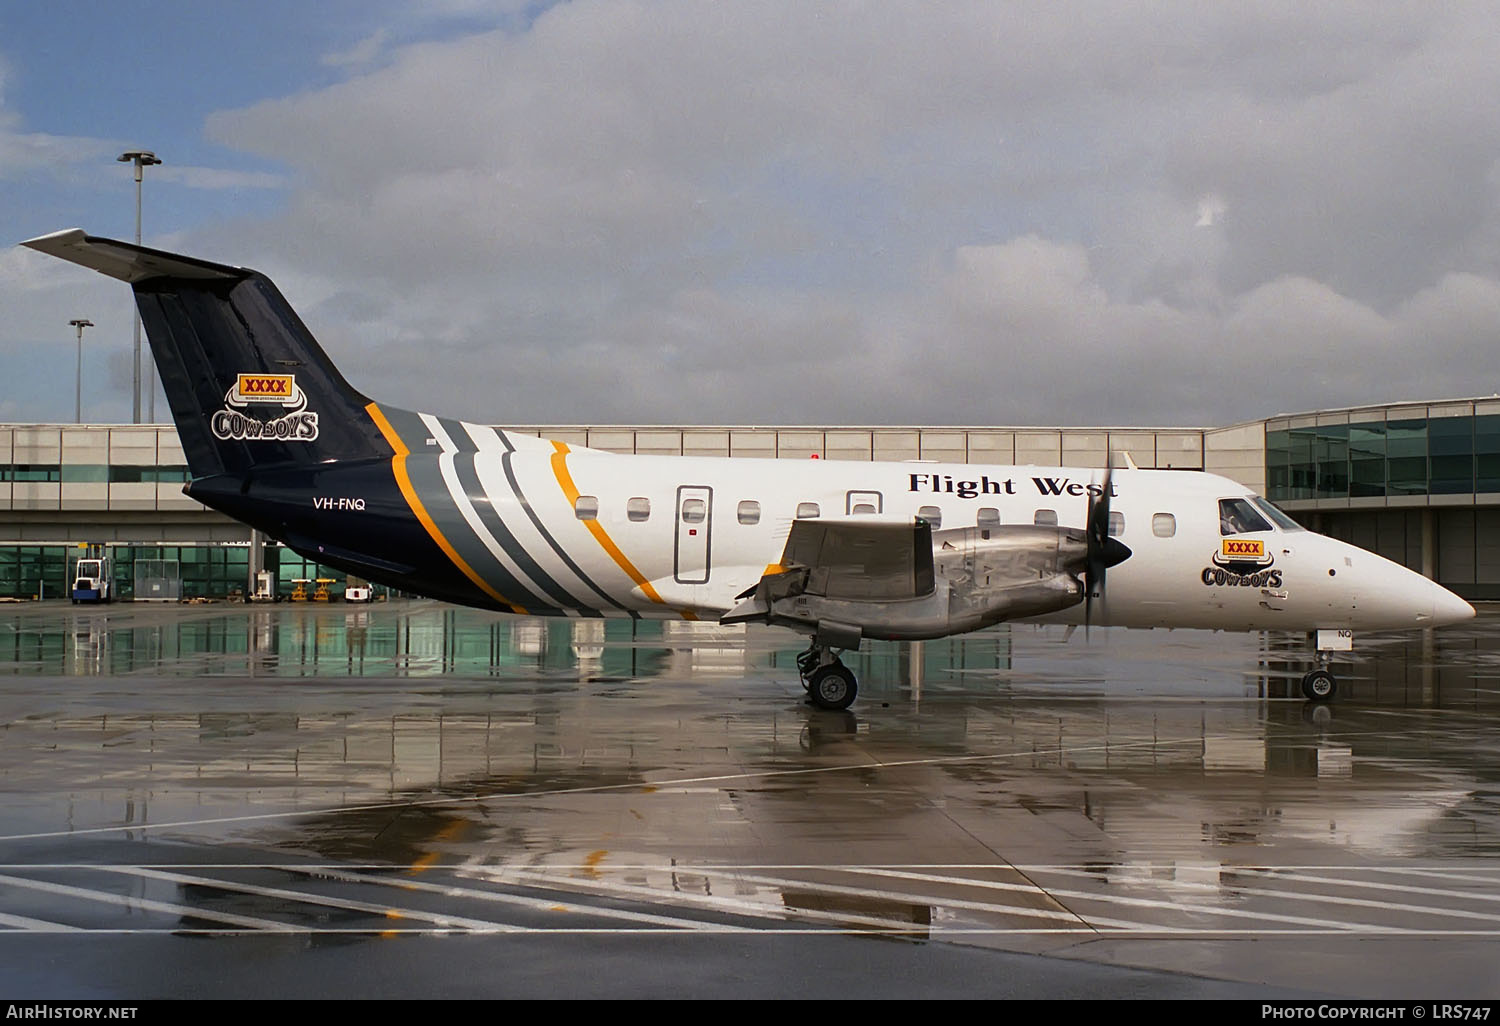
[2,600,1500,997]
[5,597,1499,708]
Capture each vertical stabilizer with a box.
[21,229,390,479]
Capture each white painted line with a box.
[4,924,1500,938]
[98,867,517,934]
[494,865,1142,932]
[835,867,1401,932]
[0,872,307,932]
[1034,866,1500,925]
[301,866,752,932]
[0,910,82,932]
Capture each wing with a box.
[776,516,935,600]
[724,516,934,634]
[724,519,1105,644]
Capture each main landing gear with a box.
[797,644,858,711]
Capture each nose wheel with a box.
[797,645,859,710]
[1301,668,1337,701]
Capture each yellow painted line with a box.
[408,819,469,875]
[549,441,697,619]
[367,403,527,614]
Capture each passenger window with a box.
[796,502,821,519]
[1108,511,1125,537]
[851,503,877,515]
[1219,497,1272,535]
[627,497,650,522]
[1152,512,1176,538]
[1034,509,1058,527]
[917,505,942,529]
[574,495,599,521]
[681,498,706,523]
[976,508,1000,529]
[737,500,761,525]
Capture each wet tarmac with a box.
[1,598,1498,999]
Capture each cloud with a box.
[156,2,1500,427]
[154,166,285,191]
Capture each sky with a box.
[2,0,1499,428]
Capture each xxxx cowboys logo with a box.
[1203,538,1282,588]
[211,374,320,442]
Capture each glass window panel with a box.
[1034,509,1058,527]
[1429,417,1474,494]
[1152,513,1176,538]
[1266,428,1292,500]
[917,505,942,529]
[60,464,107,483]
[5,465,61,482]
[736,500,760,525]
[1314,424,1348,498]
[1387,419,1428,494]
[680,499,706,523]
[976,508,1000,529]
[574,495,598,520]
[1219,498,1272,535]
[1477,416,1500,491]
[626,497,650,522]
[1288,428,1316,499]
[796,502,820,519]
[1430,454,1474,494]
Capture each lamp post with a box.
[69,319,93,423]
[117,150,162,423]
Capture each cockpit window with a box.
[1219,497,1272,535]
[1250,495,1305,532]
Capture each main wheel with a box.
[808,664,858,711]
[1301,668,1337,701]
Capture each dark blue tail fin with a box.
[21,229,390,479]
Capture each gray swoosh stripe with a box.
[385,407,559,614]
[490,427,638,618]
[434,419,601,616]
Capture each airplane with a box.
[20,228,1476,710]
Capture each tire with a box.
[1301,668,1337,702]
[808,664,858,711]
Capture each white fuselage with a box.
[420,422,1472,634]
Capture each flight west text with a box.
[907,474,1118,500]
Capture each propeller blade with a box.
[1084,461,1131,632]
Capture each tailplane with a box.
[20,229,389,478]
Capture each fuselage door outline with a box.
[675,484,713,585]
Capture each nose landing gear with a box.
[1300,667,1337,701]
[1300,630,1346,701]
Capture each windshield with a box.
[1218,498,1272,535]
[1250,496,1305,532]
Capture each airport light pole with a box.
[69,319,94,423]
[118,150,162,423]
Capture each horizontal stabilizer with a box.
[20,229,245,284]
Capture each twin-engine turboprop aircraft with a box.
[21,229,1476,709]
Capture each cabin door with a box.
[675,485,713,584]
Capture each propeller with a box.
[1084,460,1132,632]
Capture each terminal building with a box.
[3,395,1497,601]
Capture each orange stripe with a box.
[366,403,527,614]
[549,441,696,619]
